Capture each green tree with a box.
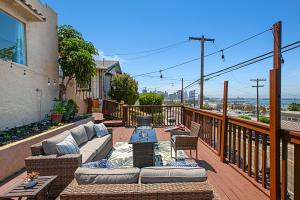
[287,102,300,111]
[58,25,98,99]
[109,73,139,105]
[259,116,270,124]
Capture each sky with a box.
[41,0,300,98]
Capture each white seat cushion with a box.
[75,167,140,184]
[140,167,207,184]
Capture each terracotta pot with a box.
[51,113,63,123]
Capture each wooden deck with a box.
[0,127,270,200]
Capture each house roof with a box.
[95,60,122,74]
[281,120,300,132]
[9,0,46,21]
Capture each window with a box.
[0,11,26,65]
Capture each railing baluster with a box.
[242,127,247,172]
[254,132,259,182]
[233,124,236,164]
[237,126,241,168]
[228,123,232,162]
[261,134,267,188]
[247,129,252,177]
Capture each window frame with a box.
[0,9,27,66]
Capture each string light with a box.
[221,50,225,61]
[159,69,163,79]
[281,57,285,64]
[53,79,57,85]
[23,70,26,76]
[10,62,13,68]
[48,78,51,86]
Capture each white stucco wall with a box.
[0,0,59,129]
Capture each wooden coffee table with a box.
[0,175,57,200]
[129,128,158,168]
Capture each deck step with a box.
[103,120,123,127]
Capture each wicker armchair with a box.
[171,121,201,160]
[60,179,215,200]
[136,115,153,129]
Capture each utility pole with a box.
[250,78,266,121]
[181,78,183,104]
[189,36,215,109]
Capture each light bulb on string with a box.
[53,79,57,85]
[48,78,51,86]
[160,69,163,79]
[281,56,284,64]
[10,62,13,68]
[221,50,225,61]
[23,70,26,76]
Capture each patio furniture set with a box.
[3,116,216,200]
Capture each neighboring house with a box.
[0,0,58,129]
[91,60,122,99]
[281,111,300,123]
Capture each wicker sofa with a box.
[60,167,215,200]
[25,120,113,198]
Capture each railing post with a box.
[220,81,228,162]
[295,143,300,200]
[182,106,185,126]
[269,21,281,200]
[122,105,128,127]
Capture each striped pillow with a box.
[94,123,109,138]
[56,134,80,155]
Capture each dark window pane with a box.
[0,11,26,65]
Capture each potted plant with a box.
[24,171,39,188]
[63,99,79,121]
[51,100,66,123]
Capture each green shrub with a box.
[64,99,79,120]
[139,93,163,105]
[238,115,251,120]
[287,102,300,111]
[152,112,164,126]
[259,116,270,124]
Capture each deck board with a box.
[0,127,270,200]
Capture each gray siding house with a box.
[91,60,122,99]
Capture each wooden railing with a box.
[123,105,182,127]
[102,99,123,119]
[102,99,299,199]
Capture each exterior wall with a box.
[281,111,300,122]
[0,0,58,129]
[65,79,88,115]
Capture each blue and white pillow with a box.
[94,123,109,137]
[82,159,113,169]
[56,134,80,155]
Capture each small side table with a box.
[0,175,57,200]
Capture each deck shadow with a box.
[197,160,216,173]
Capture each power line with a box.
[204,41,300,81]
[132,27,272,77]
[182,40,300,89]
[105,39,189,56]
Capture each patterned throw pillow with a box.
[94,123,109,137]
[82,159,113,169]
[56,134,80,155]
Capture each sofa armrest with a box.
[25,154,82,173]
[170,130,190,137]
[107,127,113,134]
[30,142,44,156]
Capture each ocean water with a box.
[206,98,300,108]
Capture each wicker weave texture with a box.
[60,181,215,200]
